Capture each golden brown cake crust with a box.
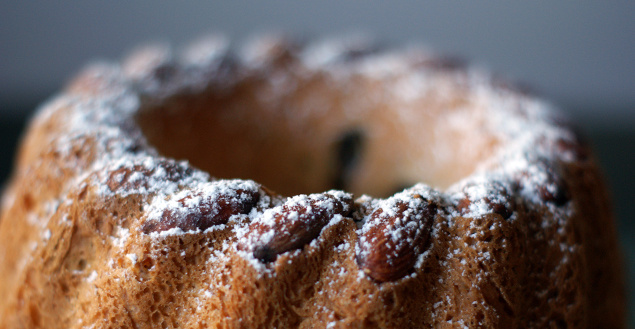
[0,35,625,328]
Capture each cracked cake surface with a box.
[0,34,625,328]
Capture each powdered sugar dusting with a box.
[24,34,583,292]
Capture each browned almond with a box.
[357,194,437,282]
[142,181,260,233]
[485,196,515,220]
[457,182,515,220]
[456,197,471,214]
[556,137,590,162]
[537,170,569,206]
[248,191,353,262]
[537,159,569,205]
[457,196,515,220]
[106,160,194,192]
[517,158,569,206]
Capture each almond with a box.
[537,169,569,206]
[142,181,260,233]
[485,196,515,220]
[536,160,569,205]
[457,182,515,220]
[247,191,353,262]
[357,193,437,282]
[556,137,589,162]
[517,158,569,206]
[106,160,194,192]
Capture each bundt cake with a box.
[0,35,625,328]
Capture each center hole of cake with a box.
[135,77,497,197]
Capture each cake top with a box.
[20,34,583,282]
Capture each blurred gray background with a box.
[1,1,634,325]
[2,1,635,127]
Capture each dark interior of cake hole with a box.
[135,74,500,198]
